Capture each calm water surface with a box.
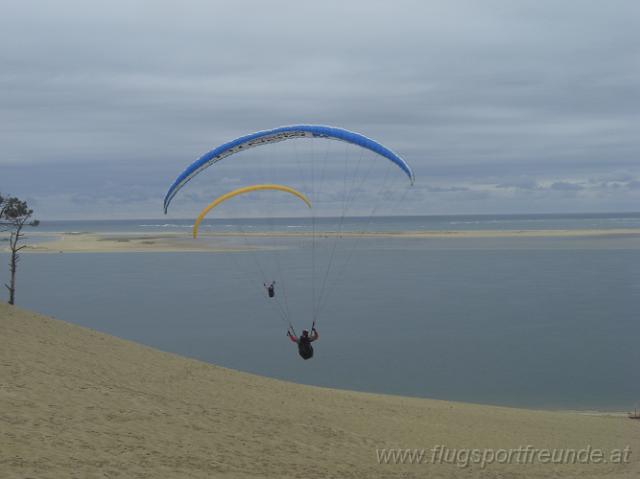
[5,227,639,411]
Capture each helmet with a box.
[302,330,309,336]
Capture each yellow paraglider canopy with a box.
[193,184,312,238]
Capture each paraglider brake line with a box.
[287,324,297,337]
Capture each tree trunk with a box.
[6,222,25,305]
[7,234,17,305]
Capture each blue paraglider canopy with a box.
[164,124,414,213]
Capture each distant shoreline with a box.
[4,228,639,253]
[32,212,640,222]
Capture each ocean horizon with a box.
[27,211,640,234]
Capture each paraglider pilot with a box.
[287,326,319,360]
[264,281,276,298]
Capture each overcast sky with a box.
[1,0,638,219]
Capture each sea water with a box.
[33,212,640,234]
[3,214,640,410]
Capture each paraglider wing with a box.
[192,184,312,238]
[164,125,414,213]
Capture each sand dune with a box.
[1,302,638,478]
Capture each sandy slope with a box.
[1,303,638,478]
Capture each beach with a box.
[2,302,639,478]
[8,227,640,253]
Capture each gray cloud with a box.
[496,177,541,190]
[549,181,585,192]
[1,0,639,217]
[424,185,470,193]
